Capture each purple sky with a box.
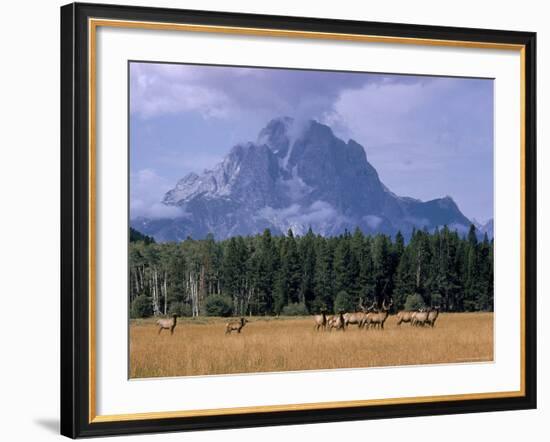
[130,62,494,223]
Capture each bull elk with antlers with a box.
[344,298,374,328]
[364,298,393,329]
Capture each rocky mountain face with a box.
[131,117,475,242]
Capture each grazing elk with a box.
[225,317,248,334]
[344,298,370,328]
[411,309,429,327]
[426,306,440,327]
[156,314,178,335]
[328,311,346,332]
[364,299,393,330]
[396,310,416,326]
[313,310,328,331]
[344,311,367,328]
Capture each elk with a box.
[411,309,429,327]
[225,317,248,334]
[328,311,346,332]
[426,306,440,327]
[344,311,367,328]
[156,314,178,335]
[313,310,328,331]
[364,299,393,329]
[396,310,416,326]
[326,314,336,328]
[344,298,370,328]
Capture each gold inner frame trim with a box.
[90,18,525,50]
[91,390,524,423]
[88,17,527,424]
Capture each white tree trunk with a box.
[163,271,168,315]
[188,272,199,317]
[152,269,160,316]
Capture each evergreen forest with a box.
[129,226,493,318]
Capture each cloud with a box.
[156,151,223,174]
[322,76,494,220]
[290,200,341,226]
[131,63,233,119]
[130,169,182,219]
[129,62,494,221]
[363,215,383,229]
[130,62,376,121]
[327,77,493,159]
[258,200,347,235]
[131,200,183,219]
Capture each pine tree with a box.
[285,229,302,304]
[222,237,249,315]
[348,228,364,300]
[475,233,492,310]
[394,231,405,261]
[334,232,353,295]
[468,224,478,246]
[299,228,317,311]
[274,230,302,313]
[463,225,483,312]
[409,229,432,299]
[255,229,276,314]
[358,237,376,304]
[313,237,334,311]
[372,234,393,304]
[394,247,415,308]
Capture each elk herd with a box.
[395,306,440,327]
[155,299,440,336]
[313,299,440,332]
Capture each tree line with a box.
[129,225,493,318]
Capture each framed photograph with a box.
[60,2,536,438]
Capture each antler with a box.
[358,297,366,312]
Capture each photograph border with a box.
[60,2,536,438]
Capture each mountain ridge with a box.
[132,117,478,242]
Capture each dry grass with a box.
[129,313,493,378]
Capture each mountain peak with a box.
[438,195,459,209]
[257,116,294,157]
[134,117,475,242]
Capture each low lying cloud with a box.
[130,168,182,219]
[131,200,182,219]
[258,200,346,235]
[363,215,383,229]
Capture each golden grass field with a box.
[129,313,493,379]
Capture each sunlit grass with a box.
[130,313,493,378]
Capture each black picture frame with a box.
[61,2,537,438]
